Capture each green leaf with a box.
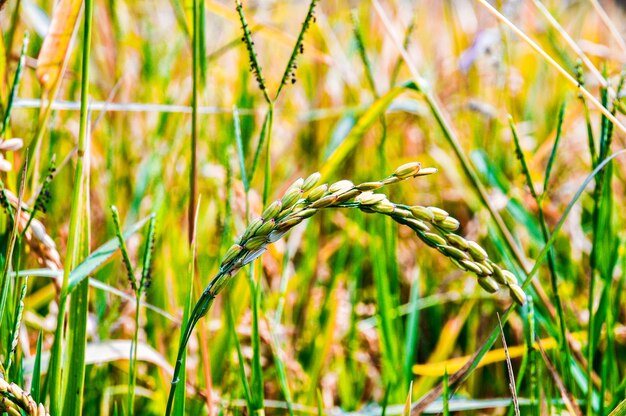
[67,216,150,293]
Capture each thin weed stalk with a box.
[111,207,155,415]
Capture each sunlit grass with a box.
[0,0,625,415]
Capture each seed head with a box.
[356,181,384,191]
[414,167,438,176]
[409,206,433,222]
[287,177,305,191]
[302,172,321,191]
[509,284,526,305]
[429,206,449,222]
[467,241,488,261]
[394,161,421,178]
[329,180,354,194]
[438,216,460,232]
[309,194,337,209]
[460,259,484,275]
[262,200,282,220]
[492,265,507,285]
[244,235,267,251]
[307,184,328,202]
[501,270,517,286]
[242,217,264,240]
[255,219,276,236]
[334,188,361,203]
[478,276,500,293]
[438,244,470,261]
[281,188,303,210]
[382,176,401,185]
[446,234,468,250]
[242,247,267,266]
[295,208,317,219]
[476,262,493,276]
[356,191,386,206]
[422,232,446,247]
[0,155,12,172]
[276,216,304,231]
[371,199,395,214]
[404,218,429,232]
[222,244,243,265]
[267,229,288,243]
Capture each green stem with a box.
[165,275,222,416]
[128,292,141,414]
[188,0,200,244]
[262,103,273,205]
[48,0,93,412]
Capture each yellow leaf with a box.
[412,335,567,377]
[36,0,82,91]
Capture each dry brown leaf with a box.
[36,0,82,91]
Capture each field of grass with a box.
[1,0,626,414]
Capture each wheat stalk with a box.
[165,161,525,413]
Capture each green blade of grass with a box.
[228,302,253,412]
[1,31,28,136]
[188,0,201,244]
[48,0,94,411]
[249,267,265,415]
[233,106,250,192]
[173,199,200,415]
[403,269,421,387]
[442,369,449,416]
[265,317,294,415]
[31,331,44,403]
[0,172,25,347]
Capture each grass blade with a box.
[48,2,94,410]
[1,32,28,136]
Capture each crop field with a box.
[1,0,626,415]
